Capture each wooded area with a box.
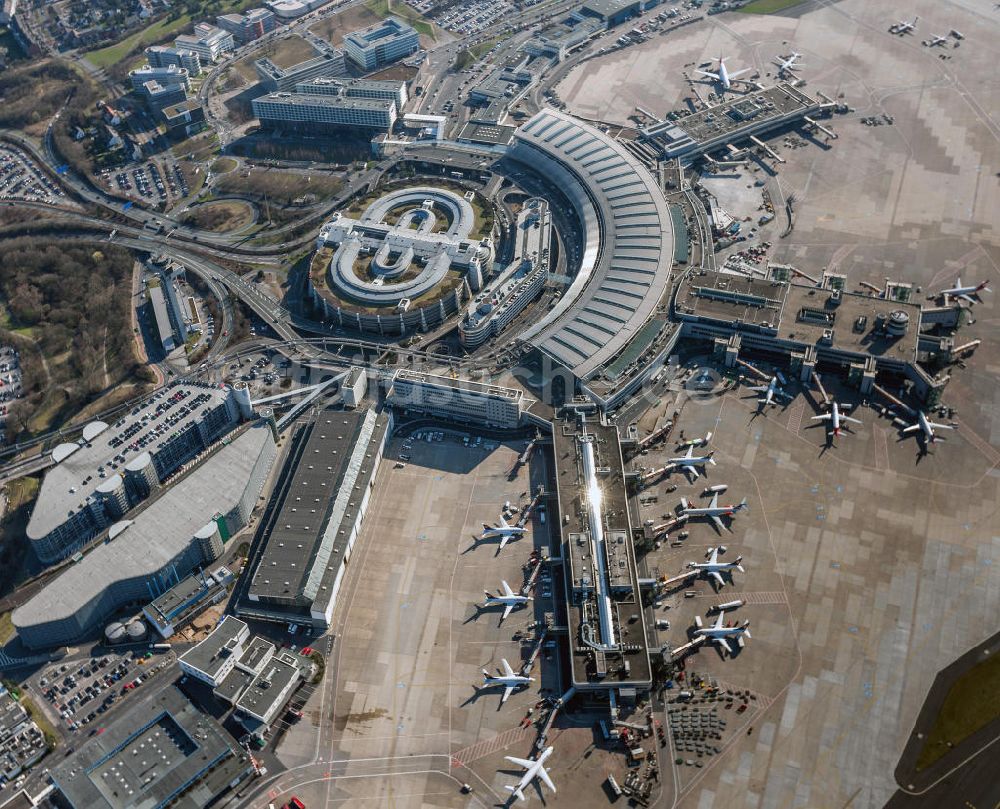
[0,239,155,441]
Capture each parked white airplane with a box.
[938,277,991,304]
[480,516,526,550]
[694,611,752,654]
[900,410,955,444]
[679,492,749,533]
[482,658,533,705]
[890,16,918,34]
[678,431,713,450]
[695,56,751,90]
[687,545,745,588]
[505,746,556,802]
[924,34,948,46]
[773,51,803,75]
[811,401,862,437]
[482,580,532,624]
[748,375,791,407]
[666,445,717,482]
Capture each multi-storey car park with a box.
[13,421,277,649]
[552,409,651,692]
[26,382,250,565]
[49,686,254,809]
[310,187,495,334]
[237,407,391,631]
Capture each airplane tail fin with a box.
[708,452,717,465]
[482,668,491,680]
[505,786,526,802]
[738,497,748,511]
[704,431,713,445]
[735,555,744,572]
[743,621,752,639]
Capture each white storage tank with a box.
[104,622,126,644]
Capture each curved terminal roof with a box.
[511,109,675,379]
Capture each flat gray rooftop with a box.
[552,415,651,689]
[178,615,248,680]
[14,423,274,630]
[247,409,389,611]
[50,686,249,809]
[27,382,231,540]
[256,92,394,111]
[675,83,816,144]
[235,656,300,721]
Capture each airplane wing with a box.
[498,534,510,551]
[926,421,953,430]
[711,514,725,533]
[499,515,510,528]
[538,767,557,793]
[506,755,534,769]
[501,685,514,704]
[709,492,719,509]
[501,603,514,623]
[842,415,863,425]
[685,445,695,459]
[747,385,766,393]
[959,293,977,304]
[709,570,725,587]
[728,68,751,79]
[685,465,699,483]
[695,69,720,79]
[501,658,516,678]
[811,414,831,421]
[901,424,921,434]
[708,547,719,564]
[713,612,726,629]
[501,580,514,597]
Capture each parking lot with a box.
[0,144,64,204]
[34,647,175,737]
[0,345,25,440]
[102,159,189,205]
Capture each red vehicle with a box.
[286,797,305,809]
[300,647,313,656]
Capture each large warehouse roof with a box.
[13,423,274,630]
[511,109,675,379]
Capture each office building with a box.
[216,7,276,44]
[386,370,525,429]
[13,422,277,649]
[254,48,346,92]
[50,687,253,809]
[238,408,390,630]
[145,45,203,75]
[295,76,408,108]
[343,16,419,71]
[142,566,233,638]
[265,0,329,19]
[174,23,235,62]
[162,98,207,138]
[130,64,190,92]
[252,91,397,133]
[178,616,252,687]
[234,651,303,728]
[26,382,243,564]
